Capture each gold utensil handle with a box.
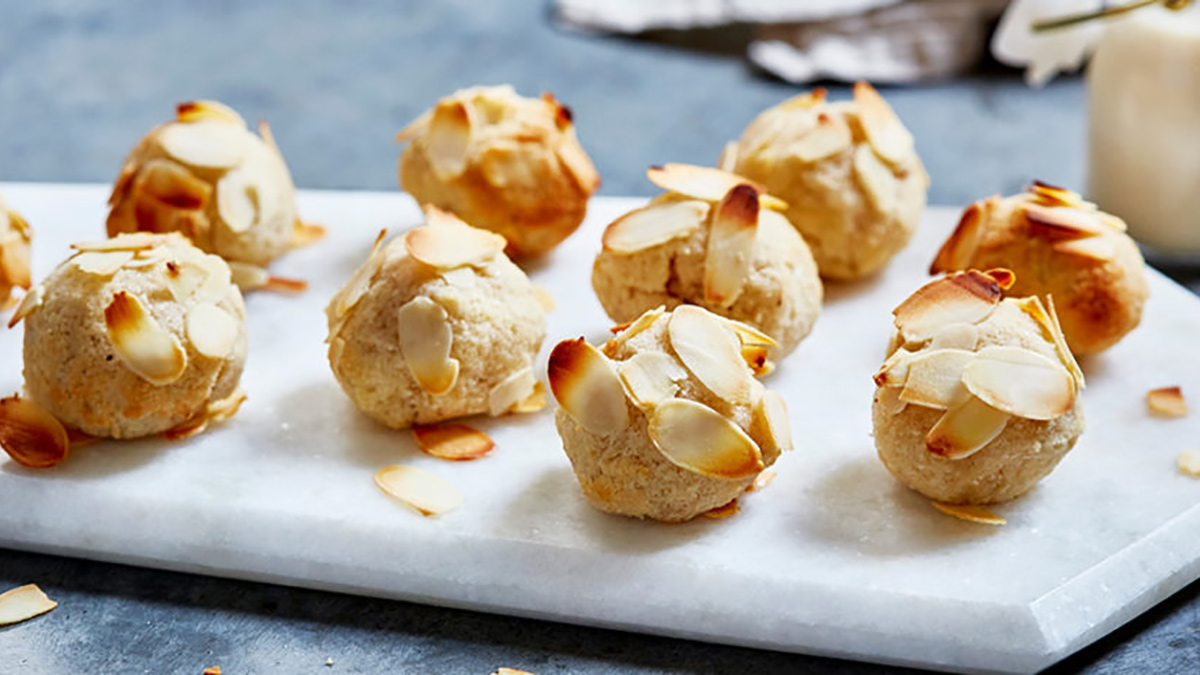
[1033,0,1192,33]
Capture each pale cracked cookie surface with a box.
[728,83,927,280]
[326,207,546,429]
[397,85,600,258]
[0,192,32,310]
[931,181,1148,356]
[17,233,248,439]
[550,305,791,522]
[872,271,1085,505]
[592,165,821,358]
[107,100,301,267]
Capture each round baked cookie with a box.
[872,270,1086,505]
[397,85,600,258]
[592,164,822,358]
[930,181,1148,356]
[549,305,792,522]
[326,207,547,429]
[107,100,308,267]
[0,193,32,310]
[725,82,928,280]
[14,232,248,439]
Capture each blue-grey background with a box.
[0,1,1197,673]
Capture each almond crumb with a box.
[1147,386,1188,418]
[1178,450,1200,478]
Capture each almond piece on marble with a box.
[854,81,914,165]
[668,305,753,404]
[962,346,1074,420]
[186,302,239,359]
[703,183,759,307]
[397,296,459,396]
[897,348,975,410]
[487,367,537,416]
[601,200,707,254]
[548,338,629,434]
[0,584,58,626]
[925,396,1010,460]
[1147,386,1188,418]
[854,144,898,216]
[405,207,506,269]
[1178,450,1200,477]
[1053,236,1116,262]
[931,501,1007,525]
[413,424,495,461]
[292,219,327,248]
[176,100,246,126]
[158,120,248,169]
[425,99,474,181]
[374,464,462,516]
[105,291,188,385]
[649,399,764,479]
[618,352,687,408]
[893,271,1002,344]
[646,164,787,210]
[0,395,70,469]
[795,114,852,162]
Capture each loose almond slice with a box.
[72,232,161,253]
[931,501,1007,525]
[105,291,188,385]
[1016,296,1085,390]
[704,500,740,519]
[0,584,57,626]
[397,296,459,396]
[1053,236,1116,262]
[176,100,246,126]
[1179,450,1200,477]
[962,346,1074,420]
[425,99,474,181]
[926,395,1010,459]
[492,669,537,675]
[292,220,326,248]
[929,323,978,351]
[854,81,914,165]
[7,283,42,328]
[795,114,852,162]
[487,367,537,416]
[618,352,687,408]
[71,250,134,276]
[897,348,975,410]
[646,164,787,210]
[930,202,986,274]
[893,271,1002,344]
[756,390,793,454]
[648,399,764,479]
[854,144,897,216]
[413,424,495,461]
[216,168,259,233]
[374,464,462,517]
[0,395,69,469]
[186,303,239,359]
[703,184,759,307]
[548,338,629,435]
[601,200,707,254]
[332,230,388,318]
[1024,203,1107,239]
[158,121,249,169]
[722,317,779,347]
[512,382,547,414]
[1147,386,1188,418]
[668,305,753,404]
[405,208,506,269]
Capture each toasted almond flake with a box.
[405,207,506,269]
[7,283,42,328]
[601,200,707,254]
[548,338,629,434]
[0,395,70,469]
[70,250,133,276]
[1053,236,1116,262]
[158,120,248,169]
[722,317,779,347]
[162,390,245,442]
[853,81,914,165]
[176,100,245,126]
[72,232,161,253]
[1179,450,1200,477]
[492,669,537,675]
[293,220,326,248]
[876,385,908,415]
[203,667,221,675]
[1147,386,1188,418]
[425,99,474,180]
[962,346,1074,420]
[704,500,740,519]
[618,352,687,408]
[783,87,827,109]
[748,468,777,492]
[757,389,793,453]
[926,396,1011,460]
[648,399,763,479]
[0,584,57,626]
[897,348,974,410]
[186,303,239,359]
[413,424,495,461]
[931,501,1007,525]
[1016,296,1085,390]
[930,202,985,274]
[397,296,459,395]
[854,144,898,216]
[1024,203,1107,239]
[668,305,753,404]
[609,306,664,341]
[531,284,555,312]
[741,344,771,377]
[216,168,259,233]
[873,349,911,388]
[646,164,786,210]
[557,136,600,193]
[929,323,978,351]
[795,114,852,162]
[703,184,759,307]
[487,367,538,416]
[512,382,547,414]
[331,229,388,318]
[105,291,188,385]
[893,271,1002,344]
[374,464,462,516]
[1028,180,1089,209]
[984,268,1016,290]
[716,140,738,172]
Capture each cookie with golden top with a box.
[872,270,1085,505]
[931,181,1148,356]
[397,85,600,258]
[0,192,32,311]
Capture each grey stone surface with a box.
[0,1,1198,673]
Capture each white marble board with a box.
[1,183,1198,674]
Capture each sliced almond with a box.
[757,389,793,453]
[618,352,687,408]
[722,317,778,347]
[158,121,248,169]
[609,307,664,341]
[668,305,753,404]
[703,500,740,519]
[548,338,629,435]
[492,669,537,675]
[0,584,57,626]
[396,296,459,396]
[897,348,974,410]
[648,399,764,479]
[293,220,326,248]
[893,271,1002,344]
[0,395,70,469]
[741,344,771,377]
[929,323,978,351]
[512,382,547,414]
[931,501,1007,525]
[601,200,707,254]
[794,114,852,162]
[71,250,134,276]
[203,668,221,675]
[162,388,247,441]
[925,395,1011,460]
[716,140,739,172]
[984,268,1016,290]
[216,168,259,233]
[557,136,601,193]
[1028,180,1092,210]
[72,232,161,253]
[7,283,42,328]
[854,144,898,216]
[176,100,246,126]
[853,81,914,165]
[1016,296,1085,390]
[748,468,777,492]
[1147,386,1188,418]
[782,87,827,110]
[930,202,986,274]
[1024,203,1107,239]
[1053,236,1116,262]
[876,385,908,415]
[374,464,462,516]
[413,424,495,461]
[228,261,270,290]
[703,184,759,307]
[1178,450,1200,477]
[646,164,787,210]
[405,207,506,269]
[105,291,188,385]
[331,229,388,318]
[527,284,555,313]
[962,346,1074,420]
[186,303,239,359]
[425,99,474,181]
[487,367,537,416]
